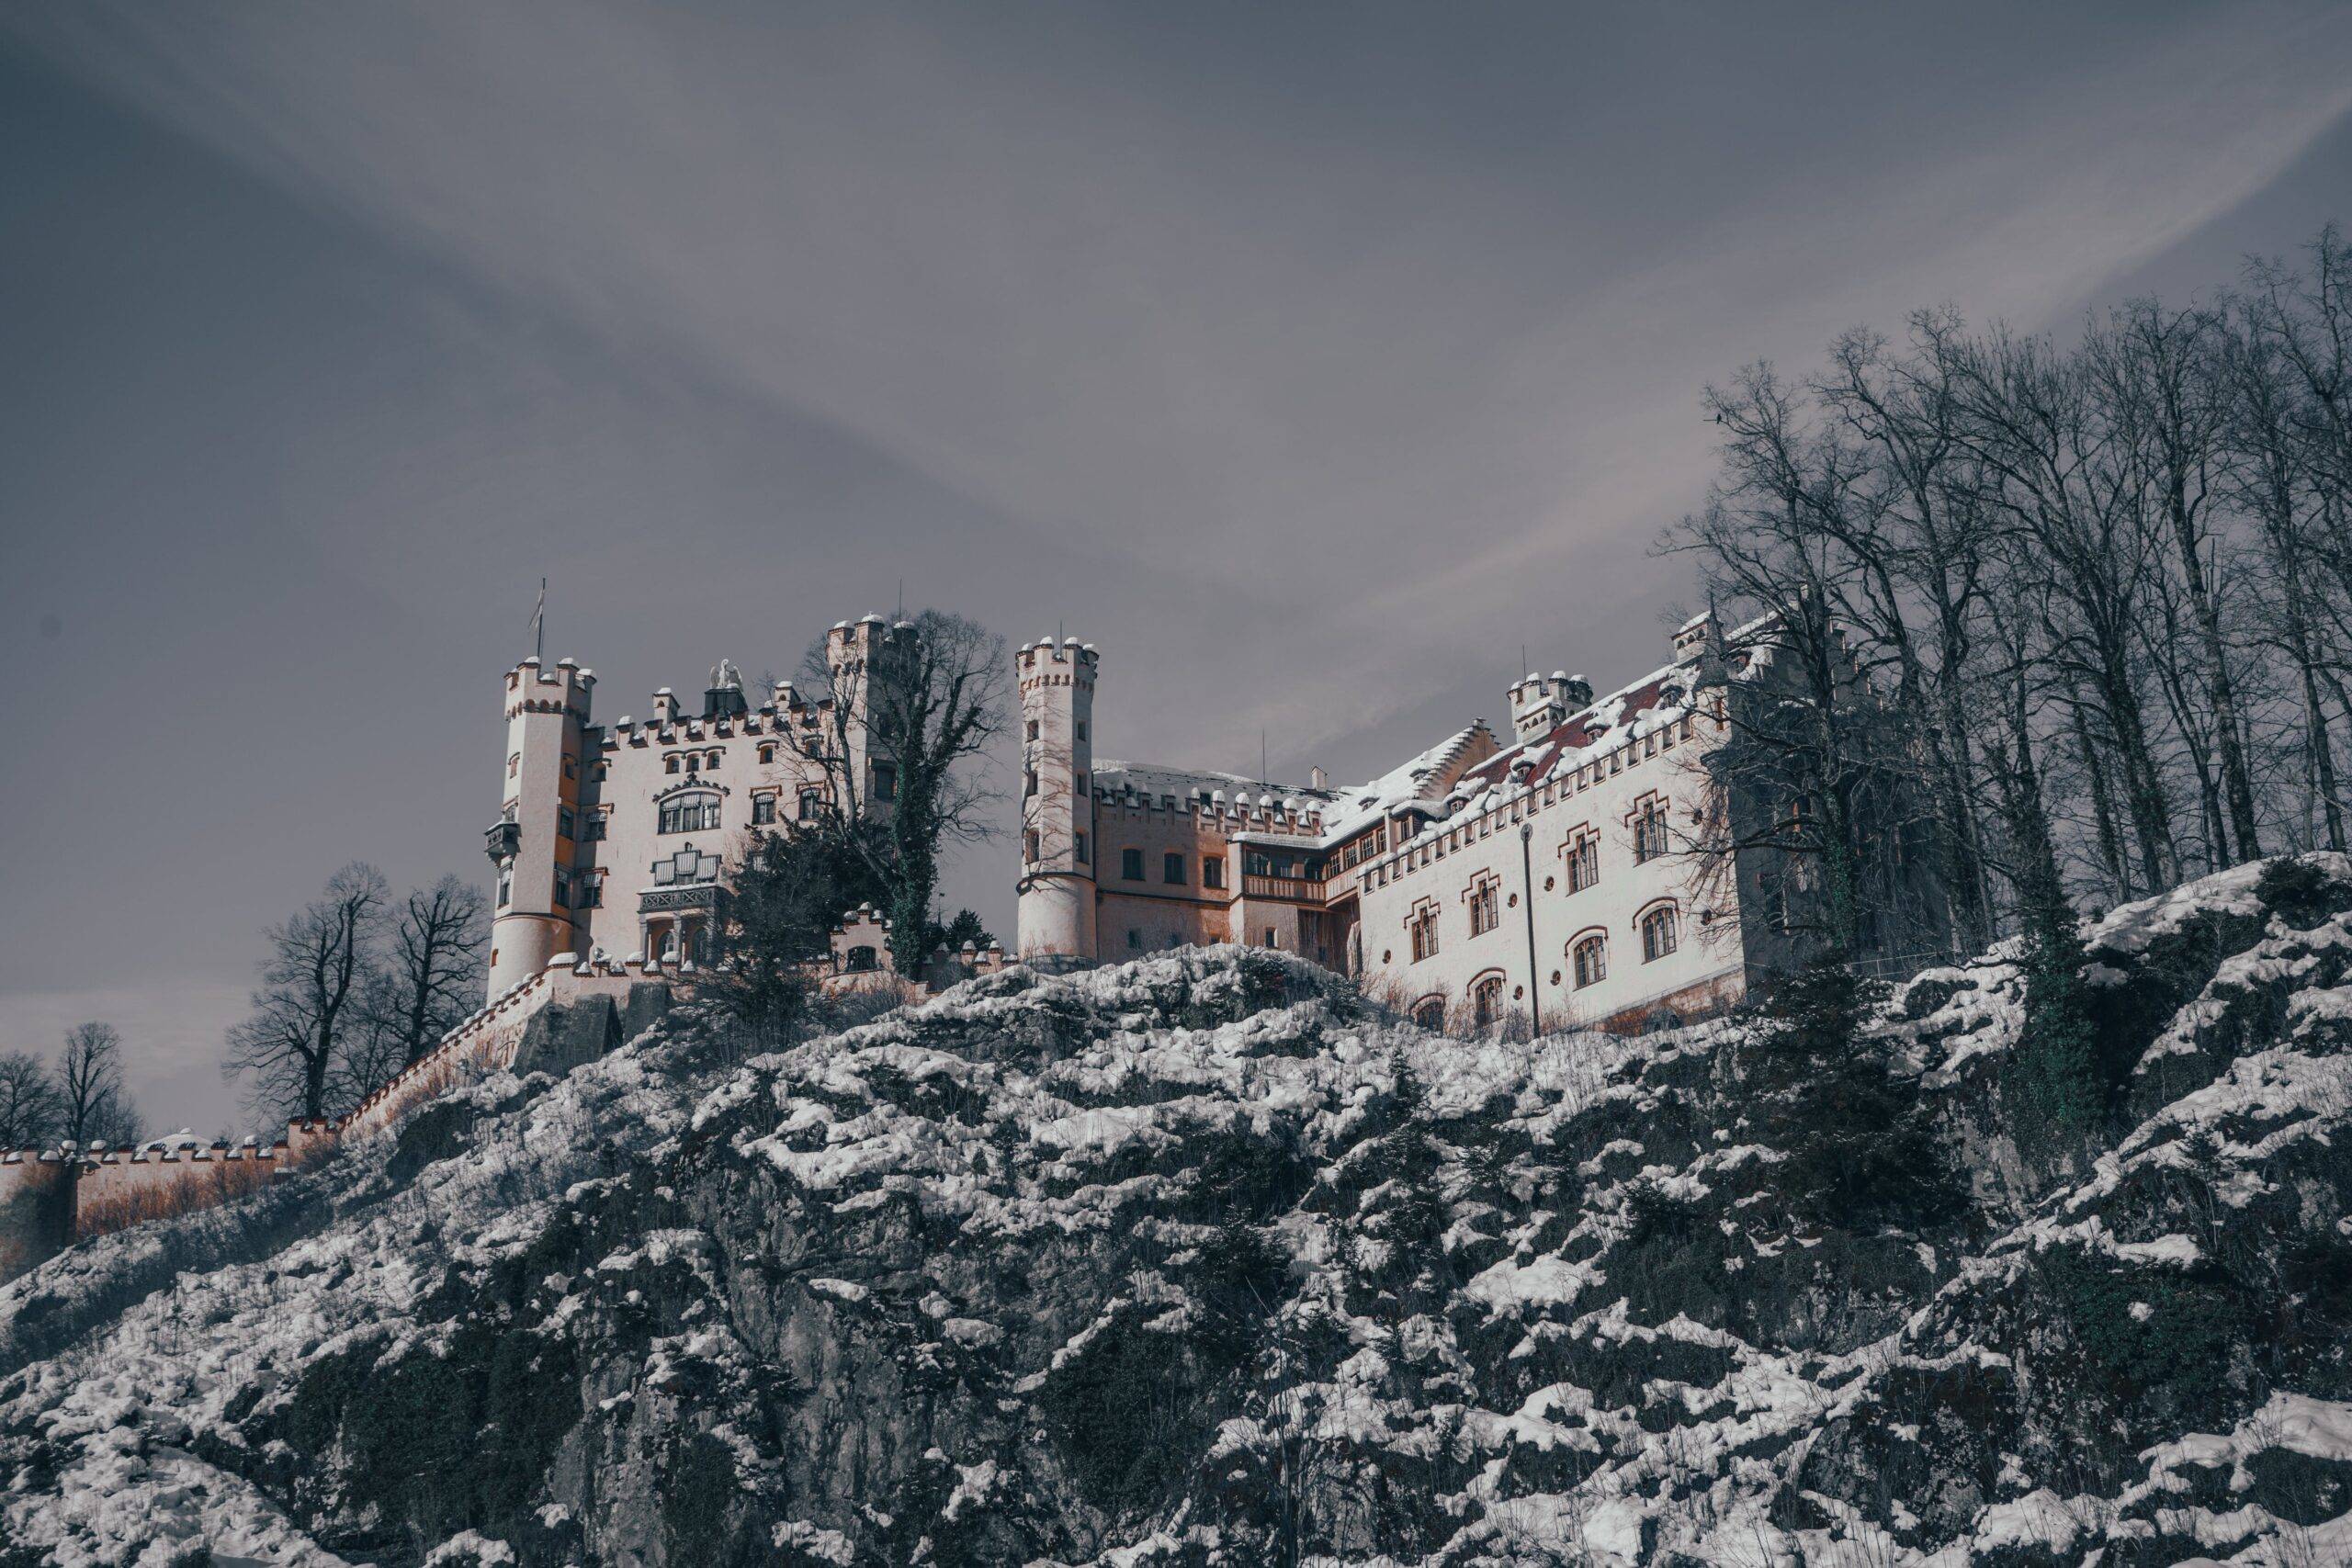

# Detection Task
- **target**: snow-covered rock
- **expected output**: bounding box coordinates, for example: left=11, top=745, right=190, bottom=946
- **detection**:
left=3, top=860, right=2351, bottom=1563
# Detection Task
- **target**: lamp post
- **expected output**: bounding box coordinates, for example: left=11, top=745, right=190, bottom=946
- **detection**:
left=1520, top=820, right=1542, bottom=1036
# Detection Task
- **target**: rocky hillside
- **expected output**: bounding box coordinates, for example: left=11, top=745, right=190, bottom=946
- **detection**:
left=6, top=859, right=2352, bottom=1565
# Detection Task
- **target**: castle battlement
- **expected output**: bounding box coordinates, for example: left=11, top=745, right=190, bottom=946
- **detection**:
left=1091, top=783, right=1326, bottom=837
left=503, top=655, right=595, bottom=721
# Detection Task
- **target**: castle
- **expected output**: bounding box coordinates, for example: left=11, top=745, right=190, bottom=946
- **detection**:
left=1017, top=610, right=1940, bottom=1031
left=0, top=603, right=1941, bottom=1282
left=485, top=615, right=945, bottom=996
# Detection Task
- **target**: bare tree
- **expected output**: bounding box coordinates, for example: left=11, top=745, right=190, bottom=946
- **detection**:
left=224, top=862, right=388, bottom=1121
left=0, top=1053, right=60, bottom=1149
left=379, top=875, right=489, bottom=1064
left=56, top=1022, right=140, bottom=1149
left=1665, top=363, right=1951, bottom=963
left=780, top=610, right=1010, bottom=976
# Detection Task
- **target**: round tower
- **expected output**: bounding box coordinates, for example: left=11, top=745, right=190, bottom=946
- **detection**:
left=486, top=655, right=594, bottom=998
left=1016, top=636, right=1098, bottom=964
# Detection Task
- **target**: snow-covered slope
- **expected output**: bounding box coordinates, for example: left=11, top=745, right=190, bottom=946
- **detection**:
left=6, top=859, right=2352, bottom=1565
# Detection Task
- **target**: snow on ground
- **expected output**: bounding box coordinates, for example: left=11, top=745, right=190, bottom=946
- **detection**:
left=3, top=862, right=2351, bottom=1562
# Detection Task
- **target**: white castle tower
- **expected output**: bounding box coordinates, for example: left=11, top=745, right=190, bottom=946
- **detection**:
left=485, top=654, right=594, bottom=997
left=1015, top=636, right=1097, bottom=962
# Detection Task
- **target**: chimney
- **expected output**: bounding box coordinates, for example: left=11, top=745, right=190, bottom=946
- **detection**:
left=1309, top=766, right=1329, bottom=791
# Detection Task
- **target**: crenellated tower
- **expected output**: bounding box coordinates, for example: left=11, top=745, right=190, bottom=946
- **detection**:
left=1016, top=636, right=1098, bottom=962
left=486, top=654, right=594, bottom=998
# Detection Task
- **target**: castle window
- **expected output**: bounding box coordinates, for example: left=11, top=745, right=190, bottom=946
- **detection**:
left=1632, top=799, right=1668, bottom=863
left=799, top=788, right=824, bottom=821
left=706, top=750, right=721, bottom=769
left=496, top=872, right=512, bottom=908
left=1565, top=833, right=1600, bottom=894
left=1075, top=720, right=1088, bottom=741
left=1572, top=933, right=1607, bottom=989
left=759, top=743, right=776, bottom=764
left=752, top=795, right=776, bottom=826
left=553, top=869, right=571, bottom=909
left=1409, top=903, right=1440, bottom=964
left=563, top=756, right=578, bottom=780
left=1127, top=929, right=1142, bottom=950
left=686, top=754, right=700, bottom=773
left=582, top=873, right=605, bottom=909
left=593, top=761, right=609, bottom=782
left=1026, top=720, right=1040, bottom=742
left=1473, top=974, right=1504, bottom=1032
left=665, top=756, right=681, bottom=774
left=1203, top=856, right=1225, bottom=890
left=1163, top=852, right=1186, bottom=885
left=1075, top=831, right=1090, bottom=864
left=1024, top=770, right=1038, bottom=799
left=658, top=793, right=722, bottom=835
left=1413, top=996, right=1446, bottom=1030
left=585, top=811, right=608, bottom=841
left=1468, top=876, right=1500, bottom=937
left=873, top=762, right=898, bottom=801
left=507, top=753, right=520, bottom=778
left=558, top=807, right=575, bottom=840
left=1641, top=905, right=1679, bottom=962
left=1122, top=848, right=1145, bottom=881
left=1025, top=829, right=1040, bottom=863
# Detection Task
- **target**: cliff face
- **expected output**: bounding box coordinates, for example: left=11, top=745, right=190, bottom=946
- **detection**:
left=5, top=859, right=2352, bottom=1566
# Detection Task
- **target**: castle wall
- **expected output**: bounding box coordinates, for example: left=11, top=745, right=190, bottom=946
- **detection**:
left=1348, top=715, right=1745, bottom=1030
left=0, top=1156, right=74, bottom=1279
left=1051, top=615, right=1802, bottom=1033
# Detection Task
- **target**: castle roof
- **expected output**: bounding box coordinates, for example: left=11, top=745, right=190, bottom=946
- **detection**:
left=1315, top=722, right=1498, bottom=845
left=1092, top=760, right=1332, bottom=810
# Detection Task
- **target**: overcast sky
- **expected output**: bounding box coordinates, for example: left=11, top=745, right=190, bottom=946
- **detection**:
left=5, top=1, right=2351, bottom=1136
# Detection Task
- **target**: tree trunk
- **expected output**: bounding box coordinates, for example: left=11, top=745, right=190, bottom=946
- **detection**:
left=2070, top=699, right=2132, bottom=901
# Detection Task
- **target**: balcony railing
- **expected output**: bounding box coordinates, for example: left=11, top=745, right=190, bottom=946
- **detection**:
left=1243, top=874, right=1326, bottom=902
left=483, top=820, right=521, bottom=863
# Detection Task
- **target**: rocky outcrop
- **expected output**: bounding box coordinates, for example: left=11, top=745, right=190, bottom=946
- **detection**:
left=3, top=859, right=2351, bottom=1563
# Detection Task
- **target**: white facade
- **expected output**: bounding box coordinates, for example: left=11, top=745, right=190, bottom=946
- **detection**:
left=486, top=616, right=908, bottom=1000
left=1016, top=612, right=1833, bottom=1030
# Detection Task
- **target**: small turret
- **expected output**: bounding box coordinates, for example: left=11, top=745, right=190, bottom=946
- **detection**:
left=1506, top=670, right=1591, bottom=742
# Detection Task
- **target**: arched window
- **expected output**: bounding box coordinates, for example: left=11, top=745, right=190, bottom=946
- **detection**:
left=1571, top=932, right=1607, bottom=989
left=658, top=792, right=723, bottom=835
left=1472, top=973, right=1505, bottom=1031
left=1412, top=996, right=1447, bottom=1031
left=758, top=742, right=776, bottom=764
left=665, top=755, right=681, bottom=774
left=705, top=750, right=721, bottom=770
left=1641, top=904, right=1679, bottom=963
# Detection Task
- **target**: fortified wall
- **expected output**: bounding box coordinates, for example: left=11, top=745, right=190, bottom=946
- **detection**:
left=0, top=913, right=1008, bottom=1283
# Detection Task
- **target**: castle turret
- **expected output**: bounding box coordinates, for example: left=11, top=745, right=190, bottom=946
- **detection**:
left=487, top=655, right=594, bottom=998
left=1016, top=636, right=1098, bottom=963
left=1507, top=670, right=1592, bottom=742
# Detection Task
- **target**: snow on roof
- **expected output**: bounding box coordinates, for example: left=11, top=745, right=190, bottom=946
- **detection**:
left=1092, top=761, right=1332, bottom=810
left=1316, top=723, right=1499, bottom=844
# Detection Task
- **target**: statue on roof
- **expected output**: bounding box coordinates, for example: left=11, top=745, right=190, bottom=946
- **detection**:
left=710, top=658, right=742, bottom=691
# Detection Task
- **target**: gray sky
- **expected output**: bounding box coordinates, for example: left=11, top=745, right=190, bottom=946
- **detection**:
left=6, top=1, right=2351, bottom=1136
